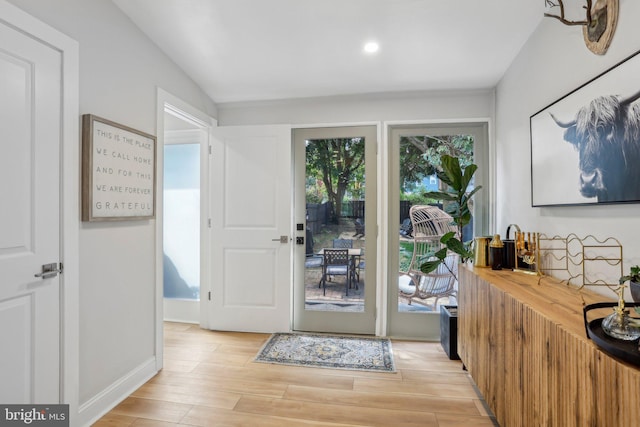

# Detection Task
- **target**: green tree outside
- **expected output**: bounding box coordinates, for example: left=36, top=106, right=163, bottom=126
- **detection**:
left=306, top=137, right=365, bottom=223
left=399, top=134, right=474, bottom=192
left=304, top=134, right=475, bottom=223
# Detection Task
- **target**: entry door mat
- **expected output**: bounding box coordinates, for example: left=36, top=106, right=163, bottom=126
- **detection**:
left=254, top=333, right=396, bottom=372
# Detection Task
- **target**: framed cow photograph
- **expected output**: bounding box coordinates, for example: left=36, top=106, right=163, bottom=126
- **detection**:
left=530, top=49, right=640, bottom=207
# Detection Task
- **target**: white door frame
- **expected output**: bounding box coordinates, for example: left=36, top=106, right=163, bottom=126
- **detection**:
left=292, top=125, right=379, bottom=335
left=155, top=89, right=215, bottom=365
left=292, top=122, right=384, bottom=335
left=0, top=0, right=80, bottom=417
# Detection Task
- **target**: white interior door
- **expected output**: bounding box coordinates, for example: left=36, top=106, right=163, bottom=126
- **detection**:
left=208, top=125, right=292, bottom=332
left=0, top=18, right=62, bottom=403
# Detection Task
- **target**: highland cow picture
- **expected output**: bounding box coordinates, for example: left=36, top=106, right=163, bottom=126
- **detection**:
left=530, top=50, right=640, bottom=207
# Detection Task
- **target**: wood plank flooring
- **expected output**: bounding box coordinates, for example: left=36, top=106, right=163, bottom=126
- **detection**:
left=93, top=322, right=497, bottom=426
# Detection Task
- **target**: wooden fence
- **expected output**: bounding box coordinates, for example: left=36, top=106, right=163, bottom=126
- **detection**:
left=307, top=200, right=430, bottom=233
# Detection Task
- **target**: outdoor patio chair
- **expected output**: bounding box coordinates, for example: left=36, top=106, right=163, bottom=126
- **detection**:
left=304, top=228, right=324, bottom=268
left=399, top=217, right=413, bottom=238
left=319, top=248, right=352, bottom=296
left=332, top=238, right=353, bottom=248
left=333, top=238, right=362, bottom=284
left=354, top=218, right=365, bottom=237
left=399, top=205, right=459, bottom=308
left=305, top=255, right=323, bottom=269
left=355, top=257, right=365, bottom=283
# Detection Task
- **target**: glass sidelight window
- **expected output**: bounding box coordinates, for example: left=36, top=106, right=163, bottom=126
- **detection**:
left=163, top=143, right=200, bottom=300
left=388, top=123, right=489, bottom=339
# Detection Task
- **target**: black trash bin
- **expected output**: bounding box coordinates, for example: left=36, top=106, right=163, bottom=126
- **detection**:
left=440, top=305, right=460, bottom=360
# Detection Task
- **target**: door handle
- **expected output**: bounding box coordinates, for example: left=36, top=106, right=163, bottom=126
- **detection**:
left=35, top=262, right=63, bottom=279
left=272, top=236, right=289, bottom=243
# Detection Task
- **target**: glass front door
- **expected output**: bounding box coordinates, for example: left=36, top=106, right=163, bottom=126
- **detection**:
left=293, top=126, right=377, bottom=334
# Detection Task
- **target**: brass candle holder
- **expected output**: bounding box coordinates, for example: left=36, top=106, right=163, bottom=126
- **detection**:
left=514, top=231, right=541, bottom=275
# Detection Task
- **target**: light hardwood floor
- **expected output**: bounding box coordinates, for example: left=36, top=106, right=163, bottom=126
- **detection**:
left=93, top=322, right=497, bottom=426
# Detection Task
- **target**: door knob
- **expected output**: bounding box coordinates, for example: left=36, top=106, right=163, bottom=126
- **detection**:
left=35, top=262, right=63, bottom=279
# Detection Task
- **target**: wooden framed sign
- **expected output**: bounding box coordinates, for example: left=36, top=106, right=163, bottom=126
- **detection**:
left=82, top=114, right=156, bottom=221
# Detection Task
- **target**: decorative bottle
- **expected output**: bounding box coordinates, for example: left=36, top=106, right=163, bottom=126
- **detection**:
left=489, top=234, right=504, bottom=271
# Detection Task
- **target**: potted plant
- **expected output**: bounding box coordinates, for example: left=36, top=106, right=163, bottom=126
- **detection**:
left=419, top=154, right=481, bottom=275
left=619, top=265, right=640, bottom=303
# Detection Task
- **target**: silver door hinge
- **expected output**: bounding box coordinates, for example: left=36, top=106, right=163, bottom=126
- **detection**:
left=208, top=219, right=212, bottom=228
left=208, top=291, right=211, bottom=301
left=208, top=145, right=212, bottom=155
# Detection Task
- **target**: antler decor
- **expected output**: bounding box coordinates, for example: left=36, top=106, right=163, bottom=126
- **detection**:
left=544, top=0, right=618, bottom=55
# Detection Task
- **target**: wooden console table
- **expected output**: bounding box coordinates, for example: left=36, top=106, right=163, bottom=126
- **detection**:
left=458, top=265, right=640, bottom=426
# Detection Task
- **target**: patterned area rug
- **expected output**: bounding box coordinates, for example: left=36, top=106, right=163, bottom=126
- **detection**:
left=254, top=333, right=395, bottom=372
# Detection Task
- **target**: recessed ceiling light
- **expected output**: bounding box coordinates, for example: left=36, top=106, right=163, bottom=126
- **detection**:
left=363, top=41, right=379, bottom=54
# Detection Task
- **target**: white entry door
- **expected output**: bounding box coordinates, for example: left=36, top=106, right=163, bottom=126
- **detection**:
left=208, top=125, right=292, bottom=332
left=0, top=17, right=62, bottom=403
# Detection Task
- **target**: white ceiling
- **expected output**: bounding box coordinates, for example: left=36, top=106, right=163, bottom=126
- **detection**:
left=113, top=0, right=545, bottom=104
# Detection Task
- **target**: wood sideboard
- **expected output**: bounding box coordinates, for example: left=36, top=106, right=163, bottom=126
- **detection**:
left=458, top=265, right=640, bottom=427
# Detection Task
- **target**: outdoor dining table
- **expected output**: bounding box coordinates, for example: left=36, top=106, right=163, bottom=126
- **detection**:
left=317, top=248, right=363, bottom=257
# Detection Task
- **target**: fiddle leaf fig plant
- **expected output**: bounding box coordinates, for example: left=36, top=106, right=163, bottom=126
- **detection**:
left=420, top=154, right=481, bottom=275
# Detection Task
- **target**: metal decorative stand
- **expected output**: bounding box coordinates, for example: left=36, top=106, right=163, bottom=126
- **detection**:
left=536, top=233, right=623, bottom=293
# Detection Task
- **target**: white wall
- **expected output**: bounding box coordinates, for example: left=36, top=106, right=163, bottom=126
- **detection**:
left=6, top=0, right=216, bottom=422
left=495, top=1, right=640, bottom=296
left=217, top=89, right=494, bottom=125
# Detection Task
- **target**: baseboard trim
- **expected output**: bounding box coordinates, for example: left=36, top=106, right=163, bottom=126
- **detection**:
left=77, top=357, right=157, bottom=427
